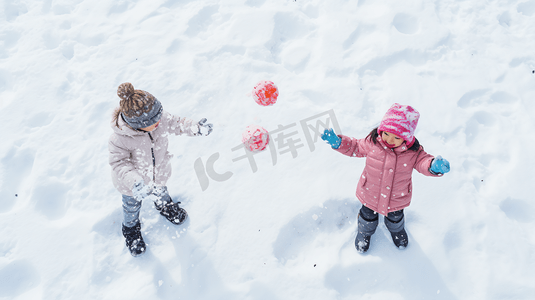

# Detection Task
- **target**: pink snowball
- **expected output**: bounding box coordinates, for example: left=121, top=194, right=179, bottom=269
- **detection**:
left=242, top=125, right=270, bottom=152
left=252, top=80, right=279, bottom=106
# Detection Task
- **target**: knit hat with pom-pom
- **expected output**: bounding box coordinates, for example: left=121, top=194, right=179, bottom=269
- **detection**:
left=378, top=103, right=420, bottom=148
left=117, top=82, right=162, bottom=129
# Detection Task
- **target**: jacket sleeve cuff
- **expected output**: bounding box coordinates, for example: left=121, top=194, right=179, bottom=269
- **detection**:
left=429, top=168, right=442, bottom=176
left=334, top=135, right=355, bottom=156
left=426, top=158, right=443, bottom=177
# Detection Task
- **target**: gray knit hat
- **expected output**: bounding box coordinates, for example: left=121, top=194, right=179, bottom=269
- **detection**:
left=121, top=99, right=162, bottom=129
left=117, top=83, right=163, bottom=129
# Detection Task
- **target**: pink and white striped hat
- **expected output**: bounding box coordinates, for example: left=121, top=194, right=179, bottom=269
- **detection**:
left=378, top=103, right=420, bottom=148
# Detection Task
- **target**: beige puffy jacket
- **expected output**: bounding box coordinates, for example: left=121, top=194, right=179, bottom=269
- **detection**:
left=109, top=110, right=199, bottom=196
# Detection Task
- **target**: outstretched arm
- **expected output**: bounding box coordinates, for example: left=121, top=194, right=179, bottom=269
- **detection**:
left=321, top=128, right=367, bottom=158
left=161, top=111, right=212, bottom=137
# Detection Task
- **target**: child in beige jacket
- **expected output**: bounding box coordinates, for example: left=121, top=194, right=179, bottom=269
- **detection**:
left=109, top=82, right=212, bottom=256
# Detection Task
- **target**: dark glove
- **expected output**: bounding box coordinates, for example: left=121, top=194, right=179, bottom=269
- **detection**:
left=197, top=118, right=213, bottom=136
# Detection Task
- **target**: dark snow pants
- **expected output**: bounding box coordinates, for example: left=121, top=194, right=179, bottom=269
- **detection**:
left=358, top=205, right=405, bottom=236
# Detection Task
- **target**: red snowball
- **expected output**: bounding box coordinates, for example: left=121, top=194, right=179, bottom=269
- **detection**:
left=242, top=125, right=270, bottom=152
left=252, top=80, right=279, bottom=106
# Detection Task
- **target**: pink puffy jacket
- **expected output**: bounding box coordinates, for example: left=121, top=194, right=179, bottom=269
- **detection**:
left=335, top=134, right=440, bottom=216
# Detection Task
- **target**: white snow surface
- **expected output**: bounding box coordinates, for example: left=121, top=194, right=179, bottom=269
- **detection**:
left=1, top=0, right=535, bottom=299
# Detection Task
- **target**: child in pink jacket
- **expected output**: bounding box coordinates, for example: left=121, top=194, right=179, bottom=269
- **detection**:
left=321, top=103, right=450, bottom=253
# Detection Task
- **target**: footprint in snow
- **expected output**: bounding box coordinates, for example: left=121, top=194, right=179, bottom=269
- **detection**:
left=272, top=199, right=358, bottom=264
left=392, top=13, right=419, bottom=34
left=500, top=197, right=535, bottom=223
left=0, top=260, right=40, bottom=298
left=517, top=1, right=535, bottom=16
left=0, top=146, right=35, bottom=213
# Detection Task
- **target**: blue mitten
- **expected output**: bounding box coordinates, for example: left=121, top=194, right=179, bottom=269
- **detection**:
left=321, top=128, right=342, bottom=149
left=430, top=155, right=450, bottom=174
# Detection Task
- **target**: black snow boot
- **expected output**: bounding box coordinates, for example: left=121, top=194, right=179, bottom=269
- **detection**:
left=355, top=232, right=372, bottom=253
left=156, top=201, right=188, bottom=225
left=122, top=222, right=146, bottom=257
left=385, top=213, right=409, bottom=249
left=355, top=213, right=379, bottom=253
left=390, top=228, right=409, bottom=248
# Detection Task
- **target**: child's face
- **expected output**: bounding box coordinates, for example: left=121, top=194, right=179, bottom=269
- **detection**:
left=381, top=131, right=404, bottom=148
left=139, top=120, right=160, bottom=132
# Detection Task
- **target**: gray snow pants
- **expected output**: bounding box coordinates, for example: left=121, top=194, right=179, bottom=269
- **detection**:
left=358, top=205, right=405, bottom=236
left=122, top=186, right=173, bottom=227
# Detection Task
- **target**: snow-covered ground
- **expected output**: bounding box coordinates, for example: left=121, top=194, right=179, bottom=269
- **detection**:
left=1, top=0, right=535, bottom=299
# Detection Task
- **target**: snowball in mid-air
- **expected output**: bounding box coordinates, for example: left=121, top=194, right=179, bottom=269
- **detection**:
left=242, top=125, right=270, bottom=152
left=252, top=80, right=279, bottom=106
